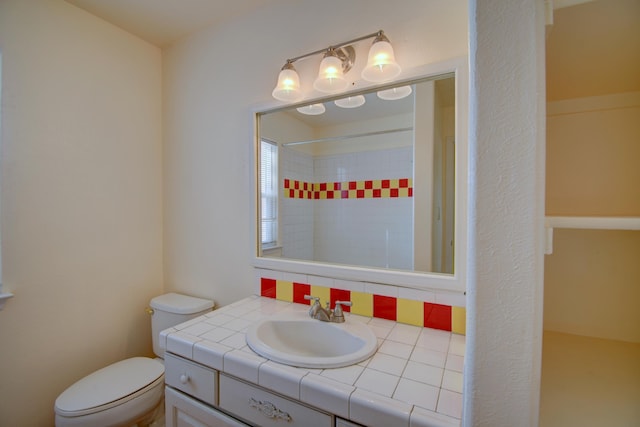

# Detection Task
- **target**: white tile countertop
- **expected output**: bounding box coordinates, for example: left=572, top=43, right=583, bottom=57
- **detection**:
left=161, top=296, right=465, bottom=427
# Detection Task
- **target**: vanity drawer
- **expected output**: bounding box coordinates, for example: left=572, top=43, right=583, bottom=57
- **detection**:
left=165, top=353, right=218, bottom=405
left=219, top=374, right=332, bottom=427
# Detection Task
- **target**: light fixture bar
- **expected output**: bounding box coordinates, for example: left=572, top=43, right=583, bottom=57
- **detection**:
left=284, top=30, right=384, bottom=65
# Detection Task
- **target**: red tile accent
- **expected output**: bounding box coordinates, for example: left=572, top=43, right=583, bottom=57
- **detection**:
left=334, top=182, right=341, bottom=190
left=365, top=180, right=373, bottom=189
left=382, top=179, right=390, bottom=188
left=408, top=188, right=413, bottom=197
left=341, top=190, right=349, bottom=199
left=357, top=189, right=365, bottom=198
left=373, top=295, right=397, bottom=321
left=349, top=181, right=357, bottom=190
left=399, top=178, right=409, bottom=188
left=284, top=179, right=290, bottom=188
left=390, top=188, right=399, bottom=197
left=373, top=189, right=381, bottom=198
left=423, top=302, right=452, bottom=331
left=330, top=288, right=351, bottom=313
left=261, top=278, right=277, bottom=298
left=320, top=183, right=327, bottom=191
left=293, top=283, right=311, bottom=304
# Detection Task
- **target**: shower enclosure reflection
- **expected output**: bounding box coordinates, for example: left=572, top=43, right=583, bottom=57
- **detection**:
left=258, top=75, right=455, bottom=274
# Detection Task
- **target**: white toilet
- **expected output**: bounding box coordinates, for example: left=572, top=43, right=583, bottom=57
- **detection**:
left=54, top=293, right=214, bottom=427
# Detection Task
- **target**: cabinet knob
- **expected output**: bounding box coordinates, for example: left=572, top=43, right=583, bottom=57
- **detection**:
left=179, top=373, right=190, bottom=384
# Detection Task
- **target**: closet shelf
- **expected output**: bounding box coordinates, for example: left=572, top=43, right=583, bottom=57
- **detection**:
left=544, top=216, right=640, bottom=254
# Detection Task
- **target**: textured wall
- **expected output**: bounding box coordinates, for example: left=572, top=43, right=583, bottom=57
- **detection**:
left=465, top=0, right=545, bottom=425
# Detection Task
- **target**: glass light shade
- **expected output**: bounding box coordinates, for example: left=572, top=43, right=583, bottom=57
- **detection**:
left=377, top=85, right=412, bottom=100
left=296, top=103, right=326, bottom=115
left=334, top=95, right=366, bottom=108
left=313, top=54, right=348, bottom=93
left=361, top=40, right=401, bottom=82
left=272, top=66, right=302, bottom=102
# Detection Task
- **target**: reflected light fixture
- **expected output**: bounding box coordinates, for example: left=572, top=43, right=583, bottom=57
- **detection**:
left=296, top=103, right=326, bottom=115
left=272, top=30, right=401, bottom=102
left=335, top=95, right=366, bottom=108
left=377, top=85, right=413, bottom=101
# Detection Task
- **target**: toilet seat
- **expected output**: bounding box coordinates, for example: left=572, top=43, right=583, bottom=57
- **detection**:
left=55, top=357, right=164, bottom=423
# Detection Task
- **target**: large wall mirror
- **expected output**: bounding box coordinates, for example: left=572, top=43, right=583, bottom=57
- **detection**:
left=254, top=60, right=468, bottom=292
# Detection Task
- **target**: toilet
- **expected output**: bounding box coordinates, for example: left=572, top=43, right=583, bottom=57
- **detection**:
left=54, top=293, right=214, bottom=427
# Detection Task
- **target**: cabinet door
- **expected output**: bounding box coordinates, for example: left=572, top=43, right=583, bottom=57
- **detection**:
left=165, top=387, right=248, bottom=427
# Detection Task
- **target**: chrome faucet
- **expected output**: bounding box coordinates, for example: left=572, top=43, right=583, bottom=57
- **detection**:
left=304, top=295, right=352, bottom=323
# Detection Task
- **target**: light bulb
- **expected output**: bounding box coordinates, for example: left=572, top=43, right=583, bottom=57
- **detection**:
left=272, top=63, right=302, bottom=102
left=361, top=33, right=401, bottom=83
left=313, top=51, right=349, bottom=93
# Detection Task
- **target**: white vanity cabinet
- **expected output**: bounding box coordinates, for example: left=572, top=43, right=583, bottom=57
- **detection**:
left=164, top=353, right=364, bottom=427
left=165, top=387, right=247, bottom=427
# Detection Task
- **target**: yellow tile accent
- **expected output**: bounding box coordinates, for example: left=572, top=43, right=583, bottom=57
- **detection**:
left=399, top=188, right=409, bottom=197
left=319, top=192, right=327, bottom=199
left=310, top=285, right=331, bottom=307
left=276, top=280, right=293, bottom=302
left=364, top=189, right=373, bottom=198
left=451, top=306, right=466, bottom=335
left=390, top=179, right=399, bottom=188
left=372, top=179, right=381, bottom=189
left=349, top=190, right=357, bottom=198
left=356, top=181, right=365, bottom=190
left=381, top=188, right=390, bottom=198
left=350, top=291, right=373, bottom=317
left=396, top=298, right=424, bottom=326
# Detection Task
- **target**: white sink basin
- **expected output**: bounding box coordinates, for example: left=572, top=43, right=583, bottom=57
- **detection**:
left=246, top=312, right=377, bottom=368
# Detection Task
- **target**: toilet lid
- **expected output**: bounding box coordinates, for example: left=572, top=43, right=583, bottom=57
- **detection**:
left=55, top=357, right=164, bottom=414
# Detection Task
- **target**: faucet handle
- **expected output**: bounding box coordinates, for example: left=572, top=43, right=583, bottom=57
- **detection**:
left=332, top=300, right=352, bottom=322
left=304, top=295, right=320, bottom=304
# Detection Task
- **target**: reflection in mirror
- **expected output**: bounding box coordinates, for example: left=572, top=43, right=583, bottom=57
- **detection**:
left=258, top=75, right=455, bottom=274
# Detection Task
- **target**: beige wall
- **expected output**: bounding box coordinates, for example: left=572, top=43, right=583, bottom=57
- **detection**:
left=0, top=1, right=163, bottom=425
left=544, top=93, right=640, bottom=343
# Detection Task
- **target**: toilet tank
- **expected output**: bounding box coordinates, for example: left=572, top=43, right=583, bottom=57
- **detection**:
left=149, top=293, right=214, bottom=358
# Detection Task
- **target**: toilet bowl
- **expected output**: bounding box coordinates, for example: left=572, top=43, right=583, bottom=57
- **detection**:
left=54, top=293, right=214, bottom=427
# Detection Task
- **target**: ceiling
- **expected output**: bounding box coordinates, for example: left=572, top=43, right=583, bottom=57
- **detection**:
left=64, top=0, right=638, bottom=101
left=64, top=0, right=272, bottom=47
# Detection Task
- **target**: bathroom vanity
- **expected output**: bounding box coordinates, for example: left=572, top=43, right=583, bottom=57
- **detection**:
left=162, top=296, right=464, bottom=427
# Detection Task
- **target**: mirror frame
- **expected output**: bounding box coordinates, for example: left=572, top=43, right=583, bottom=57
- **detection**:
left=252, top=56, right=468, bottom=293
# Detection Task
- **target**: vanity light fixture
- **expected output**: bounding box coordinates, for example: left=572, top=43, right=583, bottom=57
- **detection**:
left=296, top=103, right=326, bottom=115
left=377, top=85, right=413, bottom=101
left=334, top=95, right=366, bottom=109
left=272, top=30, right=401, bottom=102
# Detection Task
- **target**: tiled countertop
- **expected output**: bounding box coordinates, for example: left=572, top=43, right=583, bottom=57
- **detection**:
left=161, top=296, right=465, bottom=427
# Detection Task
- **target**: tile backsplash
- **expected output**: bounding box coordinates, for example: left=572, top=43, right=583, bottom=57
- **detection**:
left=257, top=275, right=466, bottom=335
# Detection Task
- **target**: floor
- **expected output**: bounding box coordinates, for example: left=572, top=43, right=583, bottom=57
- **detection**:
left=539, top=331, right=640, bottom=427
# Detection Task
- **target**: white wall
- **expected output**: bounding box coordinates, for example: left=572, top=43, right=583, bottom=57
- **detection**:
left=162, top=0, right=468, bottom=306
left=465, top=1, right=545, bottom=425
left=0, top=1, right=163, bottom=425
